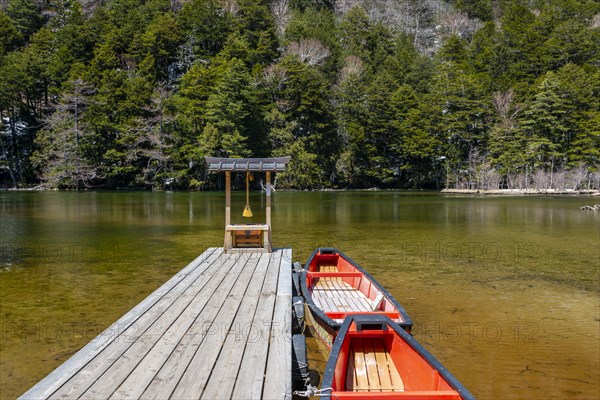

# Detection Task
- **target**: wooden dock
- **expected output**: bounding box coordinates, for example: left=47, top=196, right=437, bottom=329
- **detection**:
left=20, top=247, right=293, bottom=400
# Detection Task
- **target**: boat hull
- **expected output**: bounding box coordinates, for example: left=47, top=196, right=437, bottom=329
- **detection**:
left=301, top=248, right=413, bottom=351
left=321, top=315, right=476, bottom=400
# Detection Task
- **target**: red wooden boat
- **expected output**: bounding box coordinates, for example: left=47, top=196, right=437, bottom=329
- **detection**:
left=321, top=315, right=476, bottom=400
left=301, top=248, right=412, bottom=349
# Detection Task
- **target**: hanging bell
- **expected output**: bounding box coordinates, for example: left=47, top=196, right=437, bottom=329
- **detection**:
left=243, top=171, right=253, bottom=217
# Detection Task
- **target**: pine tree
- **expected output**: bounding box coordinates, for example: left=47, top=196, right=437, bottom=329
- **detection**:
left=177, top=0, right=234, bottom=60
left=334, top=55, right=369, bottom=187
left=5, top=0, right=41, bottom=41
left=519, top=73, right=569, bottom=178
left=203, top=58, right=253, bottom=157
left=428, top=58, right=490, bottom=188
left=0, top=12, right=21, bottom=57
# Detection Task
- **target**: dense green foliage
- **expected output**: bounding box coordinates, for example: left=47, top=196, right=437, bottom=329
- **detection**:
left=1, top=0, right=598, bottom=190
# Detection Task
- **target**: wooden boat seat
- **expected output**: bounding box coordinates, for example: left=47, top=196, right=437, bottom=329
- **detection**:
left=319, top=265, right=337, bottom=272
left=312, top=280, right=373, bottom=313
left=346, top=338, right=404, bottom=392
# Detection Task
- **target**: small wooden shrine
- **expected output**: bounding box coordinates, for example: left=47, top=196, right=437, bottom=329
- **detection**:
left=205, top=156, right=291, bottom=253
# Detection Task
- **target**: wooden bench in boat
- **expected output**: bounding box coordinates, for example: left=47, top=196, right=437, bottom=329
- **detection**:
left=311, top=279, right=401, bottom=322
left=308, top=272, right=364, bottom=278
left=347, top=338, right=405, bottom=392
left=312, top=280, right=372, bottom=311
left=319, top=265, right=338, bottom=272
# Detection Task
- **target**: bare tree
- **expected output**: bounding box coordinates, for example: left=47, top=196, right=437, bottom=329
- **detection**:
left=334, top=0, right=360, bottom=14
left=492, top=89, right=521, bottom=122
left=437, top=9, right=481, bottom=38
left=262, top=63, right=289, bottom=103
left=176, top=35, right=197, bottom=72
left=591, top=171, right=600, bottom=190
left=569, top=165, right=589, bottom=189
left=35, top=79, right=96, bottom=189
left=334, top=0, right=452, bottom=52
left=222, top=0, right=239, bottom=16
left=339, top=55, right=366, bottom=82
left=271, top=0, right=291, bottom=38
left=285, top=39, right=331, bottom=66
left=126, top=84, right=174, bottom=189
left=592, top=13, right=600, bottom=28
left=532, top=170, right=550, bottom=189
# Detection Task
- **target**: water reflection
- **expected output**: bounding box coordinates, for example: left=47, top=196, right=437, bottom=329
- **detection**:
left=0, top=191, right=598, bottom=399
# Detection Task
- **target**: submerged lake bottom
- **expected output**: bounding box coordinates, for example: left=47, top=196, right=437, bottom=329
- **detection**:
left=0, top=191, right=598, bottom=399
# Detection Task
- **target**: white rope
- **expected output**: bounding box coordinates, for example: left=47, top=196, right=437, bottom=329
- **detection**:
left=293, top=385, right=333, bottom=397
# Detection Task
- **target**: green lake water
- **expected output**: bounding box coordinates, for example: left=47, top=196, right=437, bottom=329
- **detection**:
left=0, top=191, right=599, bottom=399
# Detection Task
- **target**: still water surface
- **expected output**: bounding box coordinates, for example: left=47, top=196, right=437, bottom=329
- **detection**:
left=0, top=191, right=598, bottom=399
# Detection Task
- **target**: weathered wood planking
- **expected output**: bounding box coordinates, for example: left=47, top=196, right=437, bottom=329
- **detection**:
left=263, top=248, right=293, bottom=399
left=313, top=279, right=372, bottom=312
left=347, top=339, right=405, bottom=392
left=20, top=248, right=292, bottom=400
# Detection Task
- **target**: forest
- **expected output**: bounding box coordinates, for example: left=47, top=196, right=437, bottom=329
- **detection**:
left=1, top=0, right=599, bottom=190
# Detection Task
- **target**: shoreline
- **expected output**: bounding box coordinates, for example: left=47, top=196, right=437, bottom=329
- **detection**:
left=441, top=188, right=600, bottom=196
left=2, top=186, right=599, bottom=196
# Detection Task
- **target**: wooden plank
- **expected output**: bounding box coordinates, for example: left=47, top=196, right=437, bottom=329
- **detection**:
left=354, top=298, right=372, bottom=312
left=144, top=253, right=260, bottom=399
left=386, top=346, right=405, bottom=391
left=322, top=297, right=336, bottom=312
left=200, top=253, right=273, bottom=399
left=323, top=280, right=339, bottom=298
left=266, top=170, right=271, bottom=227
left=312, top=295, right=325, bottom=310
left=352, top=340, right=369, bottom=391
left=349, top=298, right=368, bottom=312
left=330, top=280, right=349, bottom=299
left=23, top=248, right=294, bottom=400
left=355, top=294, right=373, bottom=311
left=229, top=251, right=282, bottom=399
left=373, top=339, right=394, bottom=392
left=332, top=298, right=353, bottom=312
left=226, top=171, right=231, bottom=226
left=325, top=281, right=338, bottom=299
left=343, top=297, right=360, bottom=310
left=363, top=339, right=381, bottom=391
left=329, top=280, right=345, bottom=291
left=262, top=248, right=292, bottom=399
left=46, top=249, right=224, bottom=400
left=346, top=348, right=356, bottom=391
left=20, top=248, right=219, bottom=400
left=108, top=253, right=246, bottom=399
left=78, top=251, right=238, bottom=399
left=332, top=280, right=361, bottom=298
left=226, top=224, right=269, bottom=230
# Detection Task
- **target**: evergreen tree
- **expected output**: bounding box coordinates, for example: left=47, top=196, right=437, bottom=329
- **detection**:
left=5, top=0, right=41, bottom=41
left=428, top=49, right=490, bottom=188
left=334, top=55, right=369, bottom=187
left=0, top=0, right=598, bottom=190
left=518, top=73, right=569, bottom=182
left=0, top=11, right=20, bottom=57
left=203, top=58, right=253, bottom=158
left=178, top=0, right=234, bottom=60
